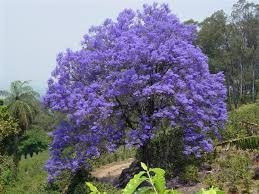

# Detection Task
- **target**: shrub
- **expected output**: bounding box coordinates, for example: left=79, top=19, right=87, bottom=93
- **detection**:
left=223, top=103, right=259, bottom=140
left=179, top=164, right=199, bottom=184
left=18, top=128, right=50, bottom=159
left=203, top=174, right=220, bottom=189
left=204, top=150, right=254, bottom=193
left=136, top=128, right=183, bottom=177
left=136, top=128, right=203, bottom=178
left=218, top=151, right=254, bottom=193
left=0, top=155, right=15, bottom=192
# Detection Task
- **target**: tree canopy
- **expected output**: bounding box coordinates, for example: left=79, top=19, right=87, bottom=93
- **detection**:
left=0, top=81, right=40, bottom=131
left=197, top=0, right=259, bottom=107
left=44, top=4, right=227, bottom=181
left=0, top=106, right=19, bottom=146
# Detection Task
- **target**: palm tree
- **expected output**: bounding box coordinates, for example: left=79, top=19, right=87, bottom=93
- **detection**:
left=0, top=81, right=40, bottom=131
left=0, top=81, right=40, bottom=175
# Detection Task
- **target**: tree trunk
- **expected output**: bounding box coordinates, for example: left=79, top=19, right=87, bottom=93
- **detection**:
left=240, top=61, right=243, bottom=103
left=12, top=135, right=20, bottom=178
left=233, top=82, right=239, bottom=109
left=252, top=64, right=255, bottom=102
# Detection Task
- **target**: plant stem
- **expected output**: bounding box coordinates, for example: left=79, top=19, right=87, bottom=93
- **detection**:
left=146, top=169, right=158, bottom=194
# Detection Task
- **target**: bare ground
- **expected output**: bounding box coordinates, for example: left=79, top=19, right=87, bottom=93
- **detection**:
left=91, top=158, right=134, bottom=183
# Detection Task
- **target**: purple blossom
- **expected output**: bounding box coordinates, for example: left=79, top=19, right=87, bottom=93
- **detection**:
left=44, top=3, right=227, bottom=181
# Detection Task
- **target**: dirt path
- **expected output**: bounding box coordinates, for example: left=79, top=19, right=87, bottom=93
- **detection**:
left=91, top=158, right=134, bottom=183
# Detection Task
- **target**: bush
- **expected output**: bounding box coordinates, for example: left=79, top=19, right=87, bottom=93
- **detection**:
left=223, top=103, right=259, bottom=140
left=136, top=128, right=202, bottom=178
left=179, top=164, right=199, bottom=184
left=203, top=174, right=220, bottom=189
left=218, top=151, right=254, bottom=193
left=18, top=128, right=50, bottom=159
left=204, top=150, right=254, bottom=193
left=0, top=155, right=15, bottom=192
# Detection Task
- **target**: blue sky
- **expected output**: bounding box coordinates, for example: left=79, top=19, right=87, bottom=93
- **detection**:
left=0, top=0, right=258, bottom=94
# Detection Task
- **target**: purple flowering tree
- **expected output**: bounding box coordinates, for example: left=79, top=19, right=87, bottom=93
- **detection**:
left=44, top=4, right=227, bottom=181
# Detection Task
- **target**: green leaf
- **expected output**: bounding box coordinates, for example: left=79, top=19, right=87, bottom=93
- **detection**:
left=150, top=168, right=166, bottom=194
left=140, top=162, right=148, bottom=171
left=123, top=171, right=147, bottom=194
left=196, top=187, right=226, bottom=194
left=86, top=182, right=100, bottom=194
left=165, top=189, right=182, bottom=194
left=135, top=186, right=155, bottom=194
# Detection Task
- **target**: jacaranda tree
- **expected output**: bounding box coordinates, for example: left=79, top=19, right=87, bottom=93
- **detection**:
left=44, top=4, right=227, bottom=181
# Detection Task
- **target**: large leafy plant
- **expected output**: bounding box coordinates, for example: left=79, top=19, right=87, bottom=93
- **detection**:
left=86, top=162, right=225, bottom=194
left=87, top=162, right=180, bottom=194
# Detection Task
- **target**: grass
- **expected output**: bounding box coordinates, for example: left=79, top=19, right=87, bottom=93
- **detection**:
left=4, top=151, right=49, bottom=194
left=3, top=147, right=135, bottom=194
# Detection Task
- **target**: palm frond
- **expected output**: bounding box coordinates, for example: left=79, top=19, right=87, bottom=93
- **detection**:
left=2, top=81, right=40, bottom=131
left=216, top=135, right=259, bottom=150
left=0, top=90, right=11, bottom=97
left=8, top=100, right=34, bottom=131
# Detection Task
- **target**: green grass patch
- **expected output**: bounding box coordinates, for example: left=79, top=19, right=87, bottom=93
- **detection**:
left=4, top=151, right=49, bottom=194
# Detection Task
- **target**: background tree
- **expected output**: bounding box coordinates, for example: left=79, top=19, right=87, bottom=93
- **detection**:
left=0, top=106, right=20, bottom=155
left=198, top=0, right=259, bottom=108
left=0, top=81, right=40, bottom=175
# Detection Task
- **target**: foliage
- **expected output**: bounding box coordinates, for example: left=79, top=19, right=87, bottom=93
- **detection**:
left=218, top=152, right=254, bottom=193
left=179, top=164, right=199, bottom=184
left=87, top=162, right=180, bottom=194
left=204, top=151, right=254, bottom=193
left=218, top=103, right=259, bottom=150
left=32, top=109, right=65, bottom=132
left=86, top=181, right=121, bottom=194
left=0, top=155, right=15, bottom=193
left=136, top=128, right=196, bottom=178
left=92, top=181, right=121, bottom=194
left=136, top=128, right=206, bottom=180
left=203, top=174, right=219, bottom=190
left=0, top=80, right=40, bottom=131
left=0, top=80, right=40, bottom=176
left=217, top=135, right=259, bottom=150
left=4, top=151, right=50, bottom=194
left=196, top=187, right=225, bottom=194
left=197, top=10, right=228, bottom=74
left=86, top=182, right=103, bottom=194
left=87, top=162, right=226, bottom=194
left=18, top=128, right=50, bottom=158
left=197, top=0, right=259, bottom=108
left=223, top=103, right=259, bottom=139
left=44, top=3, right=227, bottom=181
left=0, top=106, right=19, bottom=145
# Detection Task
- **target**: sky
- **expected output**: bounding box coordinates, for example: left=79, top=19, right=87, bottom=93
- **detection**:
left=0, top=0, right=258, bottom=94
